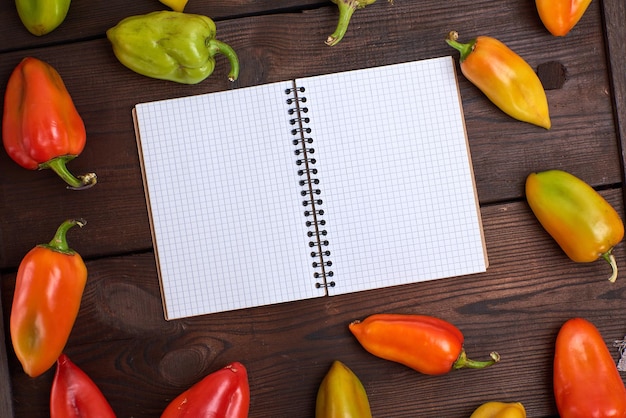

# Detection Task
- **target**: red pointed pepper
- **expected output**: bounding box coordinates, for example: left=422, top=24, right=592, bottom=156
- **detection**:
left=349, top=313, right=500, bottom=375
left=161, top=361, right=250, bottom=418
left=554, top=318, right=626, bottom=418
left=51, top=354, right=116, bottom=418
left=10, top=219, right=88, bottom=377
left=2, top=57, right=97, bottom=189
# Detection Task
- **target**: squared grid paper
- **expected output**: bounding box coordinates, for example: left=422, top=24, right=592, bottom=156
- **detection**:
left=135, top=81, right=316, bottom=319
left=134, top=56, right=487, bottom=319
left=297, top=56, right=487, bottom=296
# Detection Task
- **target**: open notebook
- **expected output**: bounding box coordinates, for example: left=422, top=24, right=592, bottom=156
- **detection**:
left=133, top=56, right=488, bottom=320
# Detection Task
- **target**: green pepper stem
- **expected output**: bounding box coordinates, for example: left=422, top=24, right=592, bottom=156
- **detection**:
left=602, top=250, right=618, bottom=283
left=452, top=350, right=500, bottom=370
left=207, top=39, right=240, bottom=82
left=43, top=219, right=86, bottom=255
left=42, top=156, right=97, bottom=190
left=445, top=31, right=476, bottom=63
left=326, top=0, right=358, bottom=46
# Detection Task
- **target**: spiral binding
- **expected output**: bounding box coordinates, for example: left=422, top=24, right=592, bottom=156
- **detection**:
left=285, top=82, right=335, bottom=292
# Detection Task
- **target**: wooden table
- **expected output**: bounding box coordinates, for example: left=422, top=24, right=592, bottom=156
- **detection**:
left=1, top=0, right=626, bottom=416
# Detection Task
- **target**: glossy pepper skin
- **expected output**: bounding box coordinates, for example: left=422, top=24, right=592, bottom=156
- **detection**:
left=316, top=361, right=372, bottom=418
left=2, top=57, right=97, bottom=190
left=107, top=11, right=240, bottom=84
left=326, top=0, right=392, bottom=46
left=554, top=318, right=626, bottom=418
left=10, top=219, right=87, bottom=378
left=446, top=31, right=550, bottom=129
left=470, top=402, right=526, bottom=418
left=536, top=0, right=592, bottom=36
left=526, top=170, right=624, bottom=282
left=161, top=361, right=250, bottom=418
left=51, top=354, right=116, bottom=418
left=15, top=0, right=70, bottom=36
left=349, top=313, right=500, bottom=375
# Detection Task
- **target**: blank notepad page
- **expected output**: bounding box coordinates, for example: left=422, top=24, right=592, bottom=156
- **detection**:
left=297, top=57, right=487, bottom=295
left=135, top=82, right=318, bottom=319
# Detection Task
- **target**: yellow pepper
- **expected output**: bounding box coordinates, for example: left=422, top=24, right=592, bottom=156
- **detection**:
left=446, top=31, right=550, bottom=129
left=470, top=402, right=526, bottom=418
left=526, top=170, right=624, bottom=282
left=316, top=361, right=372, bottom=418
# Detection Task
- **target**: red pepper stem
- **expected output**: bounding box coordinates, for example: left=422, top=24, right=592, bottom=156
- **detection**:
left=602, top=250, right=618, bottom=283
left=43, top=156, right=97, bottom=190
left=452, top=350, right=500, bottom=370
left=43, top=219, right=86, bottom=255
left=445, top=31, right=476, bottom=63
left=207, top=39, right=240, bottom=82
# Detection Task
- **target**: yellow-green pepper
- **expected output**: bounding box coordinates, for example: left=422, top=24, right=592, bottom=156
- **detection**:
left=526, top=170, right=624, bottom=282
left=106, top=11, right=239, bottom=84
left=316, top=361, right=372, bottom=418
left=470, top=402, right=526, bottom=418
left=15, top=0, right=71, bottom=36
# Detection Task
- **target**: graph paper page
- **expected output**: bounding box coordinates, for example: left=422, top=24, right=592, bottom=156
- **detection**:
left=297, top=56, right=488, bottom=295
left=135, top=82, right=319, bottom=319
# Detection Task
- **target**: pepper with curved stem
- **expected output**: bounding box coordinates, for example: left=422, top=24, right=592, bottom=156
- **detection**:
left=326, top=0, right=392, bottom=46
left=10, top=219, right=88, bottom=377
left=349, top=313, right=500, bottom=375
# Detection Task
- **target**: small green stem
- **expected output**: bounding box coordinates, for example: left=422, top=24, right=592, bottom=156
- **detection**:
left=453, top=350, right=500, bottom=370
left=42, top=156, right=97, bottom=190
left=602, top=250, right=618, bottom=283
left=326, top=0, right=357, bottom=46
left=42, top=219, right=86, bottom=255
left=208, top=39, right=240, bottom=82
left=445, top=31, right=476, bottom=62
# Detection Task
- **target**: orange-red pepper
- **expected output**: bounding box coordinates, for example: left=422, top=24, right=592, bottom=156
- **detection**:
left=349, top=313, right=500, bottom=375
left=536, top=0, right=592, bottom=37
left=10, top=219, right=87, bottom=377
left=446, top=31, right=550, bottom=129
left=2, top=57, right=96, bottom=190
left=161, top=361, right=250, bottom=418
left=526, top=170, right=624, bottom=282
left=554, top=318, right=626, bottom=418
left=51, top=354, right=116, bottom=418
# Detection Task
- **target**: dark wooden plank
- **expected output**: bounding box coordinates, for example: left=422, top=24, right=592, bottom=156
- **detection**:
left=602, top=0, right=626, bottom=207
left=0, top=0, right=326, bottom=53
left=3, top=190, right=626, bottom=417
left=0, top=0, right=620, bottom=270
left=0, top=284, right=14, bottom=418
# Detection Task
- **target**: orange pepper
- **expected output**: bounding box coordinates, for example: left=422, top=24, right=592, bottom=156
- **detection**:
left=10, top=219, right=87, bottom=377
left=349, top=313, right=500, bottom=375
left=526, top=170, right=624, bottom=282
left=554, top=318, right=626, bottom=417
left=446, top=31, right=550, bottom=130
left=2, top=57, right=96, bottom=189
left=536, top=0, right=592, bottom=37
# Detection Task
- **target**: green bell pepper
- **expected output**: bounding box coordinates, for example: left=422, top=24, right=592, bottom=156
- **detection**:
left=106, top=11, right=239, bottom=84
left=15, top=0, right=71, bottom=36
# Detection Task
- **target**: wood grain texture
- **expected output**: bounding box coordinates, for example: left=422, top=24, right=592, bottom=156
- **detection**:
left=1, top=0, right=625, bottom=416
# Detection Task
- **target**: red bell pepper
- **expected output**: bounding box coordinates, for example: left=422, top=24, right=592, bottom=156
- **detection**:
left=554, top=317, right=626, bottom=418
left=51, top=354, right=116, bottom=418
left=349, top=313, right=500, bottom=375
left=161, top=361, right=250, bottom=418
left=10, top=219, right=87, bottom=377
left=2, top=57, right=97, bottom=190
